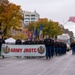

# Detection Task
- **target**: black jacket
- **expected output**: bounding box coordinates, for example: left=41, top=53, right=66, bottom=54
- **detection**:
left=15, top=39, right=22, bottom=45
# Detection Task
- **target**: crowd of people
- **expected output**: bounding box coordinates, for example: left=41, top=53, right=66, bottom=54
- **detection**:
left=0, top=34, right=74, bottom=59
left=15, top=35, right=67, bottom=59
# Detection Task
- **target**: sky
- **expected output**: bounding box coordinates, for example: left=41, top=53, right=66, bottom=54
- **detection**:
left=9, top=0, right=75, bottom=36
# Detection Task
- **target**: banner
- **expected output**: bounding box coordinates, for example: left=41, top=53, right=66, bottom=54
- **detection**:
left=1, top=44, right=46, bottom=57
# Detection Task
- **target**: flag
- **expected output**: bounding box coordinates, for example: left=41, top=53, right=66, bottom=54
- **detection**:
left=33, top=27, right=38, bottom=38
left=69, top=17, right=75, bottom=22
left=39, top=24, right=43, bottom=38
left=29, top=31, right=33, bottom=41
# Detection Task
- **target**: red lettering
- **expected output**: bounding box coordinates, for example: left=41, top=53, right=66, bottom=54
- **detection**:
left=24, top=48, right=36, bottom=53
left=32, top=48, right=34, bottom=52
left=34, top=48, right=36, bottom=52
left=24, top=48, right=29, bottom=52
left=11, top=48, right=22, bottom=52
left=29, top=48, right=31, bottom=52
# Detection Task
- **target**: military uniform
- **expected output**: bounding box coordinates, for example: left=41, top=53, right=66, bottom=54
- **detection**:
left=70, top=42, right=75, bottom=54
left=0, top=38, right=5, bottom=55
left=44, top=38, right=51, bottom=59
left=38, top=40, right=44, bottom=44
left=54, top=41, right=59, bottom=56
left=15, top=39, right=22, bottom=45
left=50, top=39, right=54, bottom=57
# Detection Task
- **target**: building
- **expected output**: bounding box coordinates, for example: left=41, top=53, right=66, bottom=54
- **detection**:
left=23, top=10, right=40, bottom=26
left=22, top=10, right=40, bottom=38
left=0, top=0, right=8, bottom=4
left=22, top=26, right=29, bottom=39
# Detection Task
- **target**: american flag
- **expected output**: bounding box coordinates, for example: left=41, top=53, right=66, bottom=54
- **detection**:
left=69, top=17, right=75, bottom=22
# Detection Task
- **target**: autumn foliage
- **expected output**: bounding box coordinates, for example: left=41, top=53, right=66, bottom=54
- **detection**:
left=28, top=18, right=63, bottom=38
left=0, top=0, right=23, bottom=36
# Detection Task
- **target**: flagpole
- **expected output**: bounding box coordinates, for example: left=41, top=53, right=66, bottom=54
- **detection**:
left=62, top=20, right=69, bottom=26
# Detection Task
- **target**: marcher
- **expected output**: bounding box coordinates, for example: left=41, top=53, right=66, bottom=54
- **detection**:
left=0, top=35, right=5, bottom=58
left=54, top=40, right=59, bottom=56
left=31, top=39, right=37, bottom=44
left=70, top=42, right=75, bottom=54
left=50, top=37, right=54, bottom=57
left=38, top=38, right=44, bottom=44
left=15, top=37, right=22, bottom=45
left=44, top=35, right=51, bottom=59
left=15, top=37, right=22, bottom=58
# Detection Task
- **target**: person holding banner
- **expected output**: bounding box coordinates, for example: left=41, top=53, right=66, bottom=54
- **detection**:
left=38, top=38, right=44, bottom=44
left=0, top=35, right=5, bottom=58
left=31, top=39, right=37, bottom=44
left=15, top=37, right=22, bottom=58
left=15, top=37, right=22, bottom=45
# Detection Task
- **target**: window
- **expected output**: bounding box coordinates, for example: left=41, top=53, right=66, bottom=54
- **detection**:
left=25, top=15, right=30, bottom=17
left=31, top=15, right=35, bottom=17
left=25, top=18, right=30, bottom=20
left=31, top=18, right=35, bottom=20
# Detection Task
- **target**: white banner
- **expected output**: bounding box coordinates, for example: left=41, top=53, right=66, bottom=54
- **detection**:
left=1, top=44, right=46, bottom=57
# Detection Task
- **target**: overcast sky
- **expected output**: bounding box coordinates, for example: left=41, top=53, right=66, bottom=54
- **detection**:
left=9, top=0, right=75, bottom=36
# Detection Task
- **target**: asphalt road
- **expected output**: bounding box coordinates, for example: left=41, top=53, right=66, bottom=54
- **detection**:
left=0, top=50, right=75, bottom=75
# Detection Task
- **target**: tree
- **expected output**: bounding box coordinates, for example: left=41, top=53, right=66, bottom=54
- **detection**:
left=28, top=18, right=63, bottom=38
left=0, top=0, right=23, bottom=36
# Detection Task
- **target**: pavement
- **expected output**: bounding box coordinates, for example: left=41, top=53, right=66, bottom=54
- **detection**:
left=0, top=50, right=75, bottom=75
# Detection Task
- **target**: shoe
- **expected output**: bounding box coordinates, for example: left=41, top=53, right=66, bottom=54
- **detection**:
left=46, top=57, right=48, bottom=59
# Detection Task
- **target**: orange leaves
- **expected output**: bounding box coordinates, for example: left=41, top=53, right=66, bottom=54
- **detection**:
left=0, top=0, right=23, bottom=36
left=28, top=18, right=63, bottom=38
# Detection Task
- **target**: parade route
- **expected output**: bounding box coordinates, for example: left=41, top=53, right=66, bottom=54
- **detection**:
left=0, top=50, right=75, bottom=75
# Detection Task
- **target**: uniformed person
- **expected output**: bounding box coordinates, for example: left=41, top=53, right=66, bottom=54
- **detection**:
left=70, top=42, right=75, bottom=54
left=15, top=37, right=22, bottom=58
left=15, top=37, right=22, bottom=45
left=38, top=38, right=44, bottom=44
left=0, top=35, right=5, bottom=58
left=27, top=38, right=32, bottom=44
left=31, top=39, right=37, bottom=44
left=54, top=40, right=59, bottom=56
left=44, top=35, right=51, bottom=59
left=50, top=38, right=54, bottom=57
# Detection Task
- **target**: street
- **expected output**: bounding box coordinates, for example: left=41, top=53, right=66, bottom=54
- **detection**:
left=0, top=50, right=75, bottom=75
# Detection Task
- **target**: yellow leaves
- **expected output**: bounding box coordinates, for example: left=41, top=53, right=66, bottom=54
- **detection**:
left=28, top=18, right=63, bottom=38
left=0, top=1, right=23, bottom=36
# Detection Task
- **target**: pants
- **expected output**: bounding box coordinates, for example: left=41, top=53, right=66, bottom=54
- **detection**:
left=55, top=47, right=58, bottom=56
left=0, top=46, right=1, bottom=56
left=46, top=46, right=51, bottom=59
left=51, top=46, right=54, bottom=57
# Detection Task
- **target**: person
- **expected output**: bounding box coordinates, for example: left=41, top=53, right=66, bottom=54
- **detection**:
left=23, top=39, right=27, bottom=44
left=70, top=42, right=75, bottom=54
left=0, top=35, right=5, bottom=58
left=44, top=35, right=51, bottom=59
left=15, top=37, right=22, bottom=58
left=50, top=37, right=54, bottom=57
left=23, top=39, right=30, bottom=45
left=38, top=38, right=44, bottom=44
left=27, top=38, right=32, bottom=44
left=15, top=37, right=22, bottom=45
left=54, top=40, right=59, bottom=56
left=31, top=38, right=37, bottom=44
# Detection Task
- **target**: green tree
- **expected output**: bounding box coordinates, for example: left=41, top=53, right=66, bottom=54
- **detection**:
left=28, top=19, right=63, bottom=38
